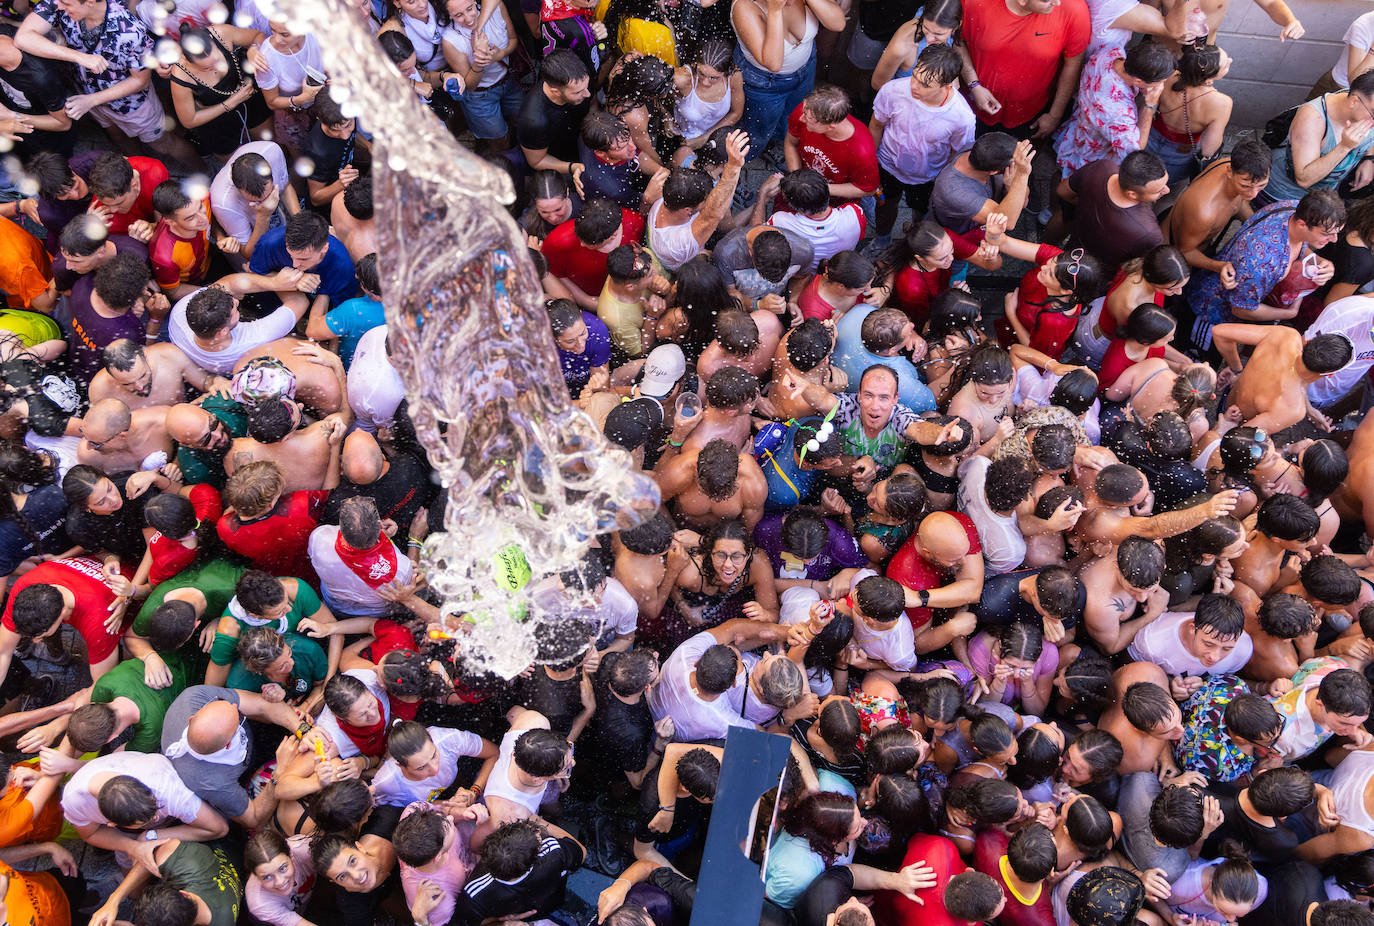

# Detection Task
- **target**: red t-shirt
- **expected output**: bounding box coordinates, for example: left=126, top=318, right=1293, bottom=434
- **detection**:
left=1096, top=339, right=1165, bottom=393
left=1, top=557, right=125, bottom=663
left=541, top=209, right=646, bottom=296
left=972, top=830, right=1054, bottom=926
left=886, top=512, right=982, bottom=629
left=217, top=490, right=328, bottom=584
left=149, top=198, right=211, bottom=291
left=892, top=229, right=982, bottom=326
left=96, top=157, right=170, bottom=236
left=961, top=0, right=1090, bottom=128
left=874, top=833, right=971, bottom=926
left=148, top=484, right=222, bottom=585
left=785, top=106, right=880, bottom=199
left=1009, top=243, right=1080, bottom=360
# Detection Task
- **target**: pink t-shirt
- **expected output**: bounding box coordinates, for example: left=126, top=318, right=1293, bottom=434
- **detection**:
left=245, top=834, right=315, bottom=926
left=967, top=632, right=1058, bottom=707
left=399, top=801, right=478, bottom=926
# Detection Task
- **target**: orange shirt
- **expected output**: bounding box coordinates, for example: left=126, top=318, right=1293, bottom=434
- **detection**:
left=0, top=783, right=61, bottom=847
left=0, top=861, right=69, bottom=926
left=0, top=217, right=52, bottom=310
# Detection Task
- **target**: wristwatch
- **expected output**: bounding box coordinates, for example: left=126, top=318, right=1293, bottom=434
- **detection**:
left=918, top=589, right=930, bottom=608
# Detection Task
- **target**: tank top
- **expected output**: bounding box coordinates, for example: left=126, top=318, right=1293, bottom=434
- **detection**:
left=484, top=728, right=552, bottom=816
left=739, top=2, right=818, bottom=75
left=647, top=198, right=703, bottom=271
left=675, top=70, right=733, bottom=139
left=1331, top=747, right=1374, bottom=838
left=893, top=34, right=954, bottom=81
left=1268, top=94, right=1374, bottom=202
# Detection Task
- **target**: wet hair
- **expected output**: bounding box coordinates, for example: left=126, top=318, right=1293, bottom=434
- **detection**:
left=1008, top=725, right=1062, bottom=790
left=10, top=584, right=63, bottom=636
left=817, top=698, right=861, bottom=766
left=602, top=649, right=659, bottom=698
left=854, top=574, right=906, bottom=624
left=541, top=49, right=588, bottom=87
left=87, top=152, right=135, bottom=200
left=780, top=169, right=831, bottom=215
left=185, top=285, right=237, bottom=337
left=1304, top=333, right=1355, bottom=374
left=924, top=414, right=975, bottom=457
left=1122, top=682, right=1176, bottom=733
left=1296, top=189, right=1347, bottom=232
left=904, top=675, right=964, bottom=727
left=751, top=229, right=794, bottom=284
left=946, top=778, right=1021, bottom=824
left=581, top=111, right=632, bottom=154
left=968, top=132, right=1017, bottom=172
left=1061, top=653, right=1114, bottom=714
left=1031, top=423, right=1076, bottom=471
left=1065, top=794, right=1116, bottom=861
left=985, top=457, right=1034, bottom=511
left=1047, top=249, right=1105, bottom=303
left=662, top=167, right=713, bottom=212
left=1066, top=729, right=1123, bottom=786
left=619, top=512, right=673, bottom=556
left=879, top=472, right=926, bottom=521
left=1192, top=593, right=1245, bottom=639
left=482, top=819, right=544, bottom=880
left=393, top=807, right=447, bottom=868
left=1150, top=784, right=1205, bottom=847
left=913, top=42, right=962, bottom=86
left=926, top=289, right=982, bottom=341
left=546, top=298, right=583, bottom=338
left=861, top=308, right=911, bottom=354
left=802, top=84, right=850, bottom=123
left=695, top=518, right=755, bottom=588
left=944, top=871, right=1004, bottom=922
left=284, top=210, right=329, bottom=252
left=819, top=250, right=874, bottom=290
left=1318, top=668, right=1372, bottom=718
left=919, top=0, right=963, bottom=33
left=237, top=625, right=288, bottom=674
left=967, top=711, right=1015, bottom=760
left=513, top=728, right=571, bottom=778
left=355, top=253, right=379, bottom=297
left=606, top=245, right=651, bottom=283
left=343, top=177, right=373, bottom=221
left=1123, top=40, right=1176, bottom=83
left=1172, top=365, right=1217, bottom=421
left=1210, top=857, right=1261, bottom=910
left=1221, top=691, right=1279, bottom=748
left=1312, top=900, right=1374, bottom=926
left=715, top=309, right=760, bottom=357
left=704, top=366, right=759, bottom=410
left=93, top=251, right=150, bottom=311
left=1248, top=765, right=1314, bottom=817
left=223, top=461, right=284, bottom=518
left=1051, top=368, right=1100, bottom=415
left=1229, top=138, right=1273, bottom=182
left=1118, top=150, right=1167, bottom=193
left=1175, top=43, right=1224, bottom=89
left=1327, top=852, right=1374, bottom=899
left=1124, top=304, right=1176, bottom=345
left=1034, top=565, right=1081, bottom=621
left=1256, top=493, right=1321, bottom=542
left=235, top=569, right=286, bottom=616
left=311, top=780, right=373, bottom=834
left=690, top=37, right=736, bottom=75
left=135, top=882, right=197, bottom=926
left=61, top=463, right=109, bottom=509
left=1258, top=592, right=1317, bottom=639
left=322, top=673, right=371, bottom=720
left=780, top=507, right=830, bottom=560
left=871, top=772, right=935, bottom=843
left=29, top=151, right=78, bottom=199
left=866, top=727, right=924, bottom=777
left=695, top=644, right=740, bottom=694
left=1303, top=555, right=1361, bottom=605
left=786, top=319, right=833, bottom=373
left=677, top=747, right=721, bottom=800
left=1008, top=822, right=1058, bottom=883
left=245, top=399, right=297, bottom=444
left=147, top=599, right=198, bottom=652
left=1117, top=535, right=1165, bottom=587
left=386, top=720, right=434, bottom=767
left=574, top=199, right=623, bottom=247
left=782, top=791, right=859, bottom=864
left=230, top=151, right=274, bottom=197
left=1300, top=440, right=1349, bottom=505
left=1144, top=411, right=1191, bottom=461
left=97, top=776, right=158, bottom=826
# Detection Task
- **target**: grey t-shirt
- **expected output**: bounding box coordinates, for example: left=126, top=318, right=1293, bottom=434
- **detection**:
left=714, top=227, right=814, bottom=302
left=929, top=157, right=994, bottom=234
left=1117, top=771, right=1189, bottom=881
left=160, top=685, right=251, bottom=819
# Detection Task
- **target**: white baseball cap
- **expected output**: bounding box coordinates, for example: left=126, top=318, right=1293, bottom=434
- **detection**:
left=639, top=344, right=686, bottom=399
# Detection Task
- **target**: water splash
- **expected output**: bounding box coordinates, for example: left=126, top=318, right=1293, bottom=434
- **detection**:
left=259, top=0, right=659, bottom=677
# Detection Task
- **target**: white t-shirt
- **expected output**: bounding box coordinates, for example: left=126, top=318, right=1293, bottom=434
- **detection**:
left=314, top=669, right=391, bottom=759
left=482, top=727, right=555, bottom=816
left=442, top=13, right=511, bottom=87
left=1334, top=11, right=1374, bottom=87
left=169, top=289, right=298, bottom=374
left=647, top=199, right=702, bottom=272
left=529, top=576, right=639, bottom=641
left=1306, top=294, right=1374, bottom=407
left=1126, top=610, right=1253, bottom=676
left=399, top=6, right=449, bottom=71
left=372, top=726, right=487, bottom=807
left=308, top=524, right=416, bottom=618
left=254, top=34, right=326, bottom=95
left=62, top=752, right=205, bottom=828
left=768, top=203, right=866, bottom=272
left=780, top=586, right=834, bottom=697
left=1082, top=0, right=1139, bottom=51
left=647, top=630, right=753, bottom=741
left=347, top=325, right=406, bottom=433
left=871, top=79, right=976, bottom=185
left=956, top=455, right=1026, bottom=576
left=211, top=141, right=291, bottom=245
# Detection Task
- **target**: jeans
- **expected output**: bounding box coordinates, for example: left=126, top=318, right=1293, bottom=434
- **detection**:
left=736, top=46, right=816, bottom=157
left=458, top=77, right=525, bottom=139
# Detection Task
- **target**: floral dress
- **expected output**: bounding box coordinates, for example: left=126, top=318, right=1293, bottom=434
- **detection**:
left=1055, top=46, right=1141, bottom=175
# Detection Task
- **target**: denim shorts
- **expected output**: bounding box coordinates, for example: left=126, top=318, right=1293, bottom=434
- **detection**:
left=458, top=77, right=525, bottom=139
left=735, top=46, right=816, bottom=156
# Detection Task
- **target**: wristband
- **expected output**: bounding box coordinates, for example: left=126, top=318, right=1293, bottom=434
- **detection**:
left=970, top=80, right=981, bottom=88
left=665, top=438, right=683, bottom=448
left=658, top=804, right=675, bottom=812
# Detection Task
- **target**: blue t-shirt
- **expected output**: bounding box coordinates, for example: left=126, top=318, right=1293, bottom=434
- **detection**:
left=764, top=830, right=827, bottom=909
left=324, top=295, right=386, bottom=368
left=830, top=304, right=936, bottom=413
left=557, top=311, right=612, bottom=398
left=756, top=421, right=820, bottom=512
left=249, top=229, right=359, bottom=309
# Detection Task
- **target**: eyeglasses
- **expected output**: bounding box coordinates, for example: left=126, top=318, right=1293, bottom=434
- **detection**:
left=711, top=551, right=749, bottom=565
left=86, top=428, right=126, bottom=450
left=194, top=418, right=228, bottom=448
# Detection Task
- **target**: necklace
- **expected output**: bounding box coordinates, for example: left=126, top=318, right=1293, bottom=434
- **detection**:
left=173, top=29, right=244, bottom=99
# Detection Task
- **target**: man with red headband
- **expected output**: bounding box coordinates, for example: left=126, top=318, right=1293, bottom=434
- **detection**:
left=309, top=495, right=415, bottom=619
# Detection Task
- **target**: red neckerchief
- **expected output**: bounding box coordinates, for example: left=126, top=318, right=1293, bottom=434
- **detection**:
left=333, top=532, right=400, bottom=590
left=336, top=696, right=388, bottom=756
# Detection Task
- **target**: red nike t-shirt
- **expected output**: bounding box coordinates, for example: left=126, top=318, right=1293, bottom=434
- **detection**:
left=886, top=512, right=981, bottom=629
left=1, top=557, right=125, bottom=663
left=961, top=0, right=1090, bottom=129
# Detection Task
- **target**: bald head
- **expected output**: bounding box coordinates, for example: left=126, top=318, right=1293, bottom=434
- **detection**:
left=187, top=699, right=242, bottom=755
left=84, top=398, right=132, bottom=442
left=918, top=512, right=972, bottom=564
left=341, top=430, right=385, bottom=485
left=165, top=403, right=212, bottom=441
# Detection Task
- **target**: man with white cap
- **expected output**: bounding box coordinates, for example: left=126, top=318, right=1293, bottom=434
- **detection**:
left=579, top=343, right=687, bottom=438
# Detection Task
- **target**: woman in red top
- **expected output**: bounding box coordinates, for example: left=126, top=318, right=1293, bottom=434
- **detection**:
left=1097, top=305, right=1183, bottom=395
left=879, top=221, right=1001, bottom=328
left=1072, top=245, right=1189, bottom=368
left=126, top=484, right=223, bottom=595
left=995, top=232, right=1105, bottom=361
left=798, top=251, right=876, bottom=321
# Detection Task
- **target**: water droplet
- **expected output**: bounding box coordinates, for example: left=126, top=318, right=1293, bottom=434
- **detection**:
left=331, top=84, right=351, bottom=103
left=388, top=153, right=408, bottom=172
left=154, top=37, right=181, bottom=66
left=182, top=174, right=210, bottom=202
left=232, top=9, right=253, bottom=27
left=181, top=33, right=208, bottom=58
left=207, top=3, right=229, bottom=24
left=80, top=214, right=108, bottom=241
left=340, top=100, right=361, bottom=120
left=293, top=157, right=316, bottom=177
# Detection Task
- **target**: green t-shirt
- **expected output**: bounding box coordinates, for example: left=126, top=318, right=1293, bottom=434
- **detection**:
left=225, top=631, right=328, bottom=700
left=134, top=560, right=246, bottom=682
left=210, top=580, right=324, bottom=667
left=160, top=840, right=242, bottom=926
left=175, top=396, right=248, bottom=488
left=89, top=656, right=188, bottom=753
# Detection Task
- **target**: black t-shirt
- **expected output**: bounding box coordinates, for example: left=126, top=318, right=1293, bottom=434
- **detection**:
left=976, top=565, right=1086, bottom=631
left=66, top=473, right=153, bottom=562
left=517, top=670, right=583, bottom=737
left=579, top=140, right=647, bottom=211
left=1142, top=458, right=1208, bottom=512
left=321, top=447, right=432, bottom=540
left=1068, top=157, right=1164, bottom=276
left=1202, top=791, right=1300, bottom=861
left=0, top=50, right=68, bottom=116
left=584, top=685, right=654, bottom=776
left=0, top=484, right=69, bottom=575
left=516, top=89, right=590, bottom=164
left=453, top=836, right=585, bottom=924
left=635, top=759, right=710, bottom=845
left=1316, top=236, right=1374, bottom=300
left=790, top=718, right=864, bottom=786
left=302, top=124, right=371, bottom=187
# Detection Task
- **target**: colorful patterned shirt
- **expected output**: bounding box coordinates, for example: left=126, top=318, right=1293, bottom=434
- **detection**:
left=1271, top=655, right=1350, bottom=761
left=1056, top=46, right=1140, bottom=175
left=1173, top=675, right=1254, bottom=783
left=33, top=0, right=153, bottom=114
left=1184, top=200, right=1298, bottom=339
left=832, top=392, right=923, bottom=477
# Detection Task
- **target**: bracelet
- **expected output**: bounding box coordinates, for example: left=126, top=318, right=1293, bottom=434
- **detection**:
left=665, top=437, right=683, bottom=448
left=658, top=803, right=675, bottom=811
left=407, top=539, right=423, bottom=549
left=970, top=80, right=981, bottom=88
left=614, top=878, right=634, bottom=885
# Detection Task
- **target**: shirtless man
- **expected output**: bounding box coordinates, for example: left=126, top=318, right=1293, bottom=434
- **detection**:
left=1337, top=413, right=1374, bottom=531
left=77, top=399, right=176, bottom=474
left=613, top=513, right=691, bottom=620
left=1243, top=592, right=1320, bottom=690
left=1162, top=140, right=1270, bottom=286
left=232, top=338, right=350, bottom=420
left=329, top=176, right=376, bottom=262
left=1077, top=535, right=1170, bottom=654
left=1213, top=324, right=1352, bottom=435
left=946, top=347, right=1016, bottom=457
left=225, top=406, right=350, bottom=493
left=696, top=308, right=784, bottom=384
left=764, top=319, right=847, bottom=421
left=1075, top=463, right=1239, bottom=553
left=1230, top=494, right=1322, bottom=601
left=683, top=366, right=759, bottom=452
left=88, top=341, right=230, bottom=411
left=656, top=438, right=768, bottom=532
left=1098, top=664, right=1184, bottom=775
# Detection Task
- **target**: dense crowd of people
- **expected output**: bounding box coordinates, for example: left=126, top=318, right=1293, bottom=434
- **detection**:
left=5, top=0, right=1374, bottom=925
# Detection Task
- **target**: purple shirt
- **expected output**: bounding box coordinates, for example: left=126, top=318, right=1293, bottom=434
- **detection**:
left=51, top=234, right=147, bottom=293
left=967, top=631, right=1058, bottom=706
left=555, top=311, right=611, bottom=398
left=754, top=515, right=867, bottom=579
left=35, top=151, right=97, bottom=255
left=399, top=801, right=478, bottom=926
left=68, top=275, right=145, bottom=383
